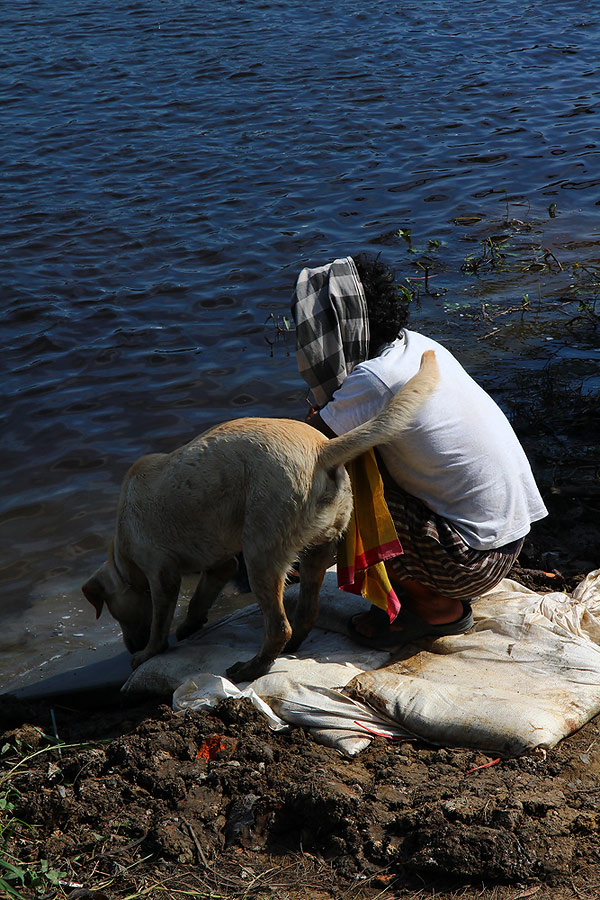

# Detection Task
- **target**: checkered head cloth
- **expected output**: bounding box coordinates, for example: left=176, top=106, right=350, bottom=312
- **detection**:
left=291, top=256, right=369, bottom=409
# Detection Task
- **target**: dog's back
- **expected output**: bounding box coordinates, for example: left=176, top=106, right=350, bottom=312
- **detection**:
left=115, top=418, right=341, bottom=572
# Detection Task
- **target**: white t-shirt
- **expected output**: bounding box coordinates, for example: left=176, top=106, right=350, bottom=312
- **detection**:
left=320, top=330, right=548, bottom=551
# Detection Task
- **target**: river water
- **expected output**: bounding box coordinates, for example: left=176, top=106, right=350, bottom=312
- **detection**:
left=2, top=0, right=599, bottom=691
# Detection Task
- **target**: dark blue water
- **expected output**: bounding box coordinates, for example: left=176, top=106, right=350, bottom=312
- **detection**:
left=2, top=0, right=599, bottom=686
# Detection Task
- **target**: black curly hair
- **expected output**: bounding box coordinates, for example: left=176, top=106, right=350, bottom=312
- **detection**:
left=353, top=253, right=409, bottom=356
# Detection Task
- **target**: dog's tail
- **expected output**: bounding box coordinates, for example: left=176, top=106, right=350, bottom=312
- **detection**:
left=317, top=350, right=439, bottom=471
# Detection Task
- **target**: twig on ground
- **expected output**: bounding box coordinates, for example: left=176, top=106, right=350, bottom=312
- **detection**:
left=90, top=831, right=148, bottom=863
left=508, top=887, right=541, bottom=900
left=50, top=709, right=62, bottom=759
left=181, top=816, right=209, bottom=869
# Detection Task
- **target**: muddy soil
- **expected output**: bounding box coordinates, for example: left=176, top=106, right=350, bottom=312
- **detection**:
left=2, top=672, right=600, bottom=900
left=1, top=386, right=598, bottom=900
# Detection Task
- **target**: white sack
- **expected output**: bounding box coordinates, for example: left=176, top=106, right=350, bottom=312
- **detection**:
left=124, top=570, right=600, bottom=757
left=123, top=582, right=388, bottom=695
left=348, top=570, right=600, bottom=756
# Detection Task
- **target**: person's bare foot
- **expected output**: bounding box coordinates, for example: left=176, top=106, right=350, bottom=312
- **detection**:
left=350, top=606, right=392, bottom=638
left=348, top=597, right=474, bottom=649
left=350, top=600, right=465, bottom=639
left=350, top=572, right=469, bottom=641
left=384, top=574, right=465, bottom=626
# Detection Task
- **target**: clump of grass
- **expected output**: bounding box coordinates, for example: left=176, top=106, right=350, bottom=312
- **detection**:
left=0, top=733, right=87, bottom=898
left=0, top=788, right=30, bottom=899
left=0, top=783, right=68, bottom=899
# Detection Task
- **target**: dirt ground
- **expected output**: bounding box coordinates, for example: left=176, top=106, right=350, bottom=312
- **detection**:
left=1, top=385, right=599, bottom=900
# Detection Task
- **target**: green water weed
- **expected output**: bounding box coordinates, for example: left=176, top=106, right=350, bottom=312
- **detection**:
left=568, top=264, right=600, bottom=328
left=264, top=312, right=294, bottom=356
left=397, top=277, right=420, bottom=307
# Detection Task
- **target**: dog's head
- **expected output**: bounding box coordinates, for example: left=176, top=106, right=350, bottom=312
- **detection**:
left=82, top=546, right=151, bottom=654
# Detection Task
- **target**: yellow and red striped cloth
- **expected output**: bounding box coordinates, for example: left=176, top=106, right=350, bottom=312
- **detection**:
left=336, top=449, right=403, bottom=621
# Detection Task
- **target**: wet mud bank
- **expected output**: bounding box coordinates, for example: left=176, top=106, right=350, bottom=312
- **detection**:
left=2, top=686, right=600, bottom=900
left=510, top=366, right=599, bottom=588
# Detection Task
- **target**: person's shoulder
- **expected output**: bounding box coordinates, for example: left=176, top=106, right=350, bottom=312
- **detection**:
left=403, top=329, right=449, bottom=356
left=403, top=330, right=466, bottom=373
left=369, top=333, right=408, bottom=365
left=352, top=329, right=457, bottom=383
left=351, top=334, right=411, bottom=390
left=364, top=329, right=469, bottom=392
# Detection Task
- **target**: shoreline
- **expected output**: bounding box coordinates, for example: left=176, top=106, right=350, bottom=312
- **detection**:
left=1, top=384, right=598, bottom=900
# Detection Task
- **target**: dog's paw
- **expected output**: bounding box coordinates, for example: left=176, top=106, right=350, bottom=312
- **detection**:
left=131, top=649, right=152, bottom=670
left=226, top=658, right=267, bottom=684
left=130, top=643, right=166, bottom=669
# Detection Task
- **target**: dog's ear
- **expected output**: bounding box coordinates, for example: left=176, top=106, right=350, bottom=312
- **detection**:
left=82, top=573, right=107, bottom=619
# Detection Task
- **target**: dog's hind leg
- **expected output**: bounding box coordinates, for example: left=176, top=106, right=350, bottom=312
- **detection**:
left=176, top=558, right=238, bottom=641
left=286, top=540, right=336, bottom=652
left=226, top=560, right=292, bottom=684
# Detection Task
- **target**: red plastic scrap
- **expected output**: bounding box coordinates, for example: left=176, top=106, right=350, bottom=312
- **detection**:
left=466, top=757, right=501, bottom=775
left=196, top=734, right=227, bottom=762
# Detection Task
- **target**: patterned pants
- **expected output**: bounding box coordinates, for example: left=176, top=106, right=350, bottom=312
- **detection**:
left=382, top=480, right=523, bottom=602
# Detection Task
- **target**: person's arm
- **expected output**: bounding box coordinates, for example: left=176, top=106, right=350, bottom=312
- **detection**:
left=305, top=407, right=337, bottom=439
left=306, top=363, right=392, bottom=441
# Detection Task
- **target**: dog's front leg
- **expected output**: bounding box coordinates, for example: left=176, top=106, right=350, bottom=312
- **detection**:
left=226, top=567, right=291, bottom=683
left=176, top=558, right=238, bottom=641
left=131, top=567, right=181, bottom=669
left=286, top=541, right=336, bottom=652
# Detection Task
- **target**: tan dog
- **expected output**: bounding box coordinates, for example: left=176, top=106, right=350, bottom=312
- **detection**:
left=82, top=350, right=438, bottom=683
